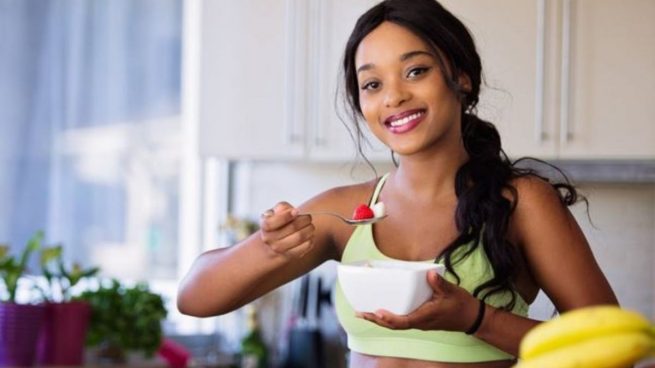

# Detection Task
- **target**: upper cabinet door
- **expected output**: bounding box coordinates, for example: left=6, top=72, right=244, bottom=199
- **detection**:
left=441, top=0, right=559, bottom=160
left=308, top=0, right=390, bottom=162
left=559, top=0, right=655, bottom=159
left=197, top=0, right=305, bottom=159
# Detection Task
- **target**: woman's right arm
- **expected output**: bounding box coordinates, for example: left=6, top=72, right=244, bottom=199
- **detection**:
left=177, top=201, right=338, bottom=317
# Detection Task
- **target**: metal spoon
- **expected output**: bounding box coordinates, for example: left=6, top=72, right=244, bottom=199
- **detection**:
left=300, top=211, right=387, bottom=225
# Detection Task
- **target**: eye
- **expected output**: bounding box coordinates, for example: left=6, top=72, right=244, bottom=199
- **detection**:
left=361, top=80, right=381, bottom=91
left=407, top=66, right=431, bottom=79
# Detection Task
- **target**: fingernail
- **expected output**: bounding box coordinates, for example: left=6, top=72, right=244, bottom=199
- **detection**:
left=291, top=208, right=299, bottom=216
left=261, top=209, right=274, bottom=218
left=355, top=312, right=363, bottom=318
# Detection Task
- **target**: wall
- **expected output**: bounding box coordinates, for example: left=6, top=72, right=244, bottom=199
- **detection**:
left=570, top=184, right=654, bottom=319
left=236, top=161, right=655, bottom=321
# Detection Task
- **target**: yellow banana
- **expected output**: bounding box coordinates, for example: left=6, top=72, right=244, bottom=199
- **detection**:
left=520, top=305, right=652, bottom=359
left=514, top=331, right=653, bottom=368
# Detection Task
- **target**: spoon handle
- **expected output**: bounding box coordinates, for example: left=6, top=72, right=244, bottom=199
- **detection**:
left=300, top=211, right=386, bottom=225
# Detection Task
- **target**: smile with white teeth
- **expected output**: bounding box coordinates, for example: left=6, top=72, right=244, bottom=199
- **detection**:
left=389, top=111, right=424, bottom=127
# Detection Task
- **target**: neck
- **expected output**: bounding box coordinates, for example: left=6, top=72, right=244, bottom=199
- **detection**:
left=392, top=138, right=469, bottom=201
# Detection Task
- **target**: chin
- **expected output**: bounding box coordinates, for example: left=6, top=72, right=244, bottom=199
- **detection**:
left=388, top=145, right=421, bottom=157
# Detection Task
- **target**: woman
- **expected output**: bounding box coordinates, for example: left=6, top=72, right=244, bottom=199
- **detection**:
left=177, top=0, right=617, bottom=366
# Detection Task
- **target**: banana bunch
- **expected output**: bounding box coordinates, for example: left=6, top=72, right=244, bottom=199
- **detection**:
left=514, top=305, right=655, bottom=368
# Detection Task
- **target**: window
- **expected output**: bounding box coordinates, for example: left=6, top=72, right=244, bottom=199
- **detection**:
left=0, top=0, right=206, bottom=334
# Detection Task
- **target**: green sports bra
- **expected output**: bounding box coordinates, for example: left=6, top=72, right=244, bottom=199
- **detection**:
left=334, top=173, right=529, bottom=363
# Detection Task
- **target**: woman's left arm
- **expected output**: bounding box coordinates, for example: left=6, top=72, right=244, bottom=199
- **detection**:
left=474, top=176, right=618, bottom=354
left=511, top=177, right=617, bottom=308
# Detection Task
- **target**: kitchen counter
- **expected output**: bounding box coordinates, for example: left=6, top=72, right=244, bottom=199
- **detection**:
left=515, top=159, right=655, bottom=184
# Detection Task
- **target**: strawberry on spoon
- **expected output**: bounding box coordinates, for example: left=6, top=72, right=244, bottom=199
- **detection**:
left=352, top=204, right=375, bottom=220
left=298, top=202, right=387, bottom=226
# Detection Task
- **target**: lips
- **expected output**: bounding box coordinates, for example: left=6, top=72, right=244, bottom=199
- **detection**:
left=383, top=109, right=426, bottom=134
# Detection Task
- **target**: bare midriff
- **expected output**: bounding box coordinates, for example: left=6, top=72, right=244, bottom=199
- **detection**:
left=349, top=353, right=514, bottom=368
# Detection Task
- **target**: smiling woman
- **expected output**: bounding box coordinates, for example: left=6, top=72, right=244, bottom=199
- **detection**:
left=178, top=0, right=617, bottom=367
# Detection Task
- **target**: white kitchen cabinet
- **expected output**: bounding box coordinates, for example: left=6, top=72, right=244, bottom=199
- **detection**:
left=441, top=0, right=558, bottom=159
left=195, top=0, right=389, bottom=162
left=560, top=0, right=655, bottom=158
left=196, top=0, right=304, bottom=160
left=442, top=0, right=655, bottom=160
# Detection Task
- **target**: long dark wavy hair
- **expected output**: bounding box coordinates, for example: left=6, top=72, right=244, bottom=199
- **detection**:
left=341, top=0, right=581, bottom=309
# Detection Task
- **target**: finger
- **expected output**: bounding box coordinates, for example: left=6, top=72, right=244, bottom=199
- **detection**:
left=273, top=201, right=294, bottom=213
left=261, top=212, right=312, bottom=242
left=355, top=311, right=373, bottom=320
left=428, top=270, right=449, bottom=295
left=374, top=309, right=413, bottom=330
left=260, top=200, right=294, bottom=219
left=260, top=206, right=300, bottom=232
left=268, top=224, right=315, bottom=254
left=285, top=238, right=315, bottom=259
left=263, top=218, right=314, bottom=249
left=274, top=215, right=313, bottom=240
left=260, top=209, right=275, bottom=232
left=260, top=201, right=295, bottom=220
left=356, top=312, right=394, bottom=329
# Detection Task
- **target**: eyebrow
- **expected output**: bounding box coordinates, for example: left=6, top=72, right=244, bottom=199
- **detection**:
left=356, top=50, right=435, bottom=74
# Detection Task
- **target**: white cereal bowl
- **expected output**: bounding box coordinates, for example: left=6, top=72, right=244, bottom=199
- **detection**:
left=337, top=259, right=445, bottom=315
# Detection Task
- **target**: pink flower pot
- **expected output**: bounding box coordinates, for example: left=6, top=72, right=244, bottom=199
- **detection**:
left=0, top=303, right=46, bottom=367
left=36, top=301, right=91, bottom=366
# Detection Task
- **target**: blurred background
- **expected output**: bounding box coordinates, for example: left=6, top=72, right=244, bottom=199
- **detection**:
left=0, top=0, right=653, bottom=367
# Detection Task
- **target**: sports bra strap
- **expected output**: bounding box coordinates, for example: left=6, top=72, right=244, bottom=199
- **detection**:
left=368, top=173, right=390, bottom=207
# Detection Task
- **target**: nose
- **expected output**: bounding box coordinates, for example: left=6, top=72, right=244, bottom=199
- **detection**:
left=383, top=80, right=410, bottom=108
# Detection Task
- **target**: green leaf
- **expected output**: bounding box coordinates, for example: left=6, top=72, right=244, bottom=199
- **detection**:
left=75, top=279, right=166, bottom=354
left=82, top=266, right=100, bottom=278
left=25, top=233, right=103, bottom=302
left=19, top=230, right=42, bottom=268
left=0, top=245, right=9, bottom=260
left=0, top=230, right=45, bottom=302
left=40, top=245, right=62, bottom=267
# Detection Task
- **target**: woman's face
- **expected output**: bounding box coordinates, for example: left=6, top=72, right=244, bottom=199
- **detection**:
left=355, top=21, right=465, bottom=156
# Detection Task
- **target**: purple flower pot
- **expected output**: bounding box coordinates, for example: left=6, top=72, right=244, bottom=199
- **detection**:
left=36, top=301, right=91, bottom=366
left=0, top=303, right=46, bottom=367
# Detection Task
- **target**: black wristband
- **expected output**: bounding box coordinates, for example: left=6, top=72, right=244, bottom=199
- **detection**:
left=465, top=299, right=486, bottom=335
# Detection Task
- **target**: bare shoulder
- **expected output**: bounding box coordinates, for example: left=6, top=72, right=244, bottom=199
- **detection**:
left=507, top=175, right=572, bottom=246
left=510, top=175, right=565, bottom=211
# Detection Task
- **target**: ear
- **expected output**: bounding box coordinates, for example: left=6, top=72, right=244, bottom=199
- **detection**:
left=457, top=72, right=472, bottom=93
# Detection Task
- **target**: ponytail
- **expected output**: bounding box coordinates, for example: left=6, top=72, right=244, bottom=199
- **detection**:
left=440, top=113, right=580, bottom=310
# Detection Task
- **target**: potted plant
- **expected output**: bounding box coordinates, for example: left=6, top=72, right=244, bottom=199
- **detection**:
left=35, top=244, right=99, bottom=366
left=0, top=231, right=46, bottom=367
left=75, top=278, right=167, bottom=364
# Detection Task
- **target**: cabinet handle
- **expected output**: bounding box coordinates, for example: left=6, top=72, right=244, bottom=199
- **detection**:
left=534, top=0, right=547, bottom=143
left=283, top=0, right=302, bottom=144
left=560, top=0, right=573, bottom=144
left=311, top=0, right=326, bottom=147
